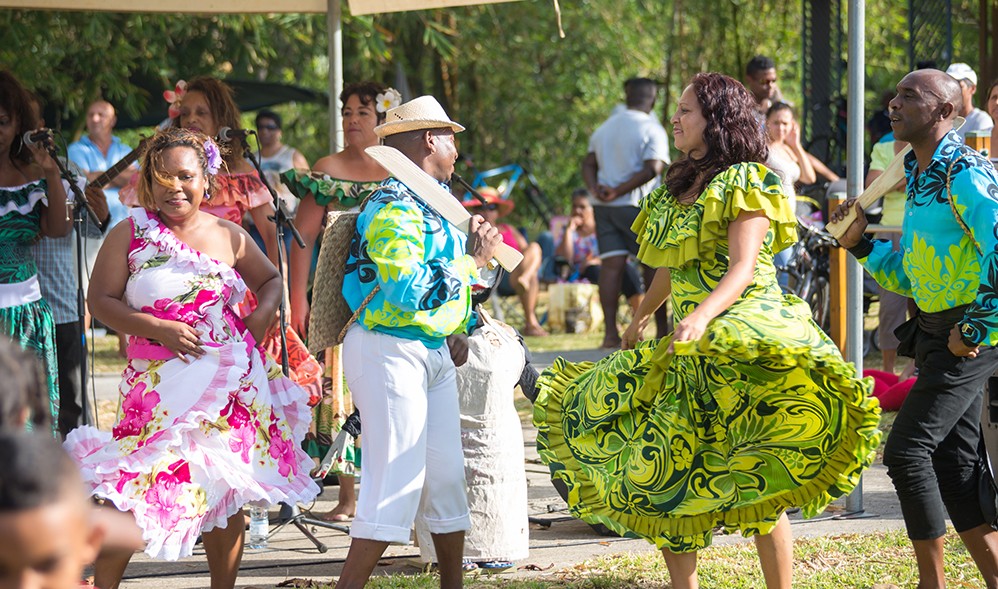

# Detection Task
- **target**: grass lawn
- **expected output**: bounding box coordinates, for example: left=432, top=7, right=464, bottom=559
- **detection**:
left=280, top=529, right=974, bottom=588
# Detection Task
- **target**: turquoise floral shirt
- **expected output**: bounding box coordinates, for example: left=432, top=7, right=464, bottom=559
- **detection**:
left=856, top=131, right=998, bottom=346
left=342, top=177, right=479, bottom=348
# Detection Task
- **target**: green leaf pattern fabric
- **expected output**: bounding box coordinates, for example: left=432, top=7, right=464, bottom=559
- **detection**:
left=0, top=180, right=58, bottom=434
left=533, top=163, right=882, bottom=552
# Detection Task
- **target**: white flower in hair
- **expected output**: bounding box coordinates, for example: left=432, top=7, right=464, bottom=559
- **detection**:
left=376, top=88, right=403, bottom=113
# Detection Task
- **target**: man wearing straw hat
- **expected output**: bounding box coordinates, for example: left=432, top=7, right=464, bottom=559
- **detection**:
left=335, top=95, right=502, bottom=589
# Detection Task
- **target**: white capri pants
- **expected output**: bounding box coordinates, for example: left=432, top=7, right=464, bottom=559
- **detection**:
left=343, top=325, right=471, bottom=544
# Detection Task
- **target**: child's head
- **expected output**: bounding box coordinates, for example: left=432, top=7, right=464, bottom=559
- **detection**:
left=0, top=335, right=51, bottom=431
left=0, top=430, right=103, bottom=589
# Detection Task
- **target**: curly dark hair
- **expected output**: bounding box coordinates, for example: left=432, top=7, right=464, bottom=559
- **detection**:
left=0, top=71, right=39, bottom=168
left=341, top=81, right=389, bottom=123
left=665, top=72, right=768, bottom=198
left=176, top=76, right=245, bottom=167
left=137, top=127, right=225, bottom=211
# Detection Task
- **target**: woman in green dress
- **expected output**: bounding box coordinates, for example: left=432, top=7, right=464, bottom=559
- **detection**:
left=0, top=71, right=71, bottom=434
left=287, top=81, right=398, bottom=522
left=533, top=72, right=882, bottom=588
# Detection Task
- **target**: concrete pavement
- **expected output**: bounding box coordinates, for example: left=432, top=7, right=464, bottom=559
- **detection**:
left=85, top=348, right=906, bottom=588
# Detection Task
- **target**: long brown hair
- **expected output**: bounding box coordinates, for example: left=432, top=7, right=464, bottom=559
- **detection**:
left=665, top=72, right=769, bottom=198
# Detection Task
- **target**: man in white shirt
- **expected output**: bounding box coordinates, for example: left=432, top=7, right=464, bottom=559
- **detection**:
left=945, top=62, right=994, bottom=141
left=582, top=77, right=670, bottom=348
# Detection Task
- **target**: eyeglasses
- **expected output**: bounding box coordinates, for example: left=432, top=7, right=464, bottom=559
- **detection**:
left=257, top=124, right=280, bottom=131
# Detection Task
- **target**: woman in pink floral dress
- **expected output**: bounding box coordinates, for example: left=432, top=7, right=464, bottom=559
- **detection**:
left=65, top=128, right=319, bottom=589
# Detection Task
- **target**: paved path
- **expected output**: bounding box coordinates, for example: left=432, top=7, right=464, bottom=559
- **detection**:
left=86, top=348, right=906, bottom=588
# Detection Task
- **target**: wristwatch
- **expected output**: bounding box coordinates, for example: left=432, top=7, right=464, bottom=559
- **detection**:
left=960, top=322, right=978, bottom=348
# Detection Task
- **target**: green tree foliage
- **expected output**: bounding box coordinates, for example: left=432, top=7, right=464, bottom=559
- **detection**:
left=0, top=1, right=987, bottom=229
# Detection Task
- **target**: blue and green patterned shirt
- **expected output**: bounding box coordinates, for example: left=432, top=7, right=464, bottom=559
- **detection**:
left=342, top=177, right=479, bottom=348
left=856, top=131, right=998, bottom=346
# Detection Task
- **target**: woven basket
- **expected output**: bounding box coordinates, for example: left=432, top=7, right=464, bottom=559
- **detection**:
left=307, top=210, right=360, bottom=354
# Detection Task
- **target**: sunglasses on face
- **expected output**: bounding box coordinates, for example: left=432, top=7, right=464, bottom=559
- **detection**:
left=257, top=124, right=280, bottom=131
left=472, top=203, right=498, bottom=211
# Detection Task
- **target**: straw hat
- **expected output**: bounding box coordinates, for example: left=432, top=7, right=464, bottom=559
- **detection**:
left=374, top=95, right=465, bottom=138
left=462, top=186, right=514, bottom=216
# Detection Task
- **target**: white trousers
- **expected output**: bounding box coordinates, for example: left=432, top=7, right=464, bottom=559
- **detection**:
left=343, top=325, right=470, bottom=544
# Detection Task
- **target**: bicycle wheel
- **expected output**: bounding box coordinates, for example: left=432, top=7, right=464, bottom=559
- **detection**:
left=806, top=276, right=831, bottom=333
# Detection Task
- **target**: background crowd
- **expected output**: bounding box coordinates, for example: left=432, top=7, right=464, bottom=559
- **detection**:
left=3, top=36, right=998, bottom=588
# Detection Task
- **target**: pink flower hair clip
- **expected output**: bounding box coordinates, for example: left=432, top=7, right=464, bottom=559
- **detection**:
left=164, top=80, right=188, bottom=119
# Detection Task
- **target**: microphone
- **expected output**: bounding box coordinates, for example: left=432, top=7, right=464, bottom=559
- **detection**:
left=22, top=128, right=54, bottom=146
left=216, top=127, right=254, bottom=143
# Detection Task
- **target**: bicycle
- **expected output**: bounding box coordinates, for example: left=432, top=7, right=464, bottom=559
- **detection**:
left=778, top=221, right=835, bottom=333
left=455, top=155, right=557, bottom=227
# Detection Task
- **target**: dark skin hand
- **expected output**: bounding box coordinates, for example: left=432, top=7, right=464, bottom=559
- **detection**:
left=447, top=333, right=469, bottom=367
left=466, top=214, right=502, bottom=268
left=84, top=185, right=110, bottom=227
left=830, top=199, right=979, bottom=357
left=828, top=198, right=869, bottom=249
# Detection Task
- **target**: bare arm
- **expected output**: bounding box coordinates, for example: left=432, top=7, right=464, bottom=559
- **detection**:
left=289, top=192, right=326, bottom=335
left=248, top=203, right=281, bottom=268
left=783, top=122, right=816, bottom=185
left=807, top=152, right=840, bottom=183
left=581, top=152, right=599, bottom=197
left=507, top=224, right=529, bottom=252
left=28, top=144, right=71, bottom=238
left=232, top=223, right=282, bottom=344
left=555, top=217, right=579, bottom=262
left=670, top=211, right=769, bottom=350
left=292, top=149, right=310, bottom=171
left=88, top=223, right=206, bottom=362
left=610, top=159, right=666, bottom=201
left=622, top=266, right=671, bottom=349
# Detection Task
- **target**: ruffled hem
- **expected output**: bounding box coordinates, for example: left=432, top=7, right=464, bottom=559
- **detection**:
left=533, top=316, right=882, bottom=552
left=280, top=169, right=381, bottom=209
left=214, top=172, right=271, bottom=211
left=0, top=180, right=47, bottom=218
left=634, top=163, right=797, bottom=269
left=129, top=208, right=247, bottom=307
left=65, top=343, right=319, bottom=560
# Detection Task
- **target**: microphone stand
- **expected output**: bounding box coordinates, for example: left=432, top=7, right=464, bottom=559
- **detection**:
left=236, top=134, right=304, bottom=378
left=47, top=142, right=107, bottom=430
left=236, top=136, right=345, bottom=552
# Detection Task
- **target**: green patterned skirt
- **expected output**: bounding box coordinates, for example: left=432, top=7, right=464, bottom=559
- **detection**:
left=533, top=295, right=882, bottom=553
left=1, top=297, right=59, bottom=436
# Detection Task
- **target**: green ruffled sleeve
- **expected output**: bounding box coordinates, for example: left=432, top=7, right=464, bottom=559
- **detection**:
left=280, top=170, right=368, bottom=209
left=632, top=162, right=797, bottom=269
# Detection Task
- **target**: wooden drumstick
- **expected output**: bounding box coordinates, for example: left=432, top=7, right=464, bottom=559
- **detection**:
left=825, top=116, right=965, bottom=239
left=366, top=145, right=524, bottom=271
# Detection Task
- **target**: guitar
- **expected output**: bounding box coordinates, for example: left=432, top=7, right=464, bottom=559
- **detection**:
left=85, top=137, right=148, bottom=190
left=77, top=137, right=148, bottom=233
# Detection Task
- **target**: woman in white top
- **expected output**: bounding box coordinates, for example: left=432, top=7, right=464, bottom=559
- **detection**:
left=765, top=102, right=816, bottom=212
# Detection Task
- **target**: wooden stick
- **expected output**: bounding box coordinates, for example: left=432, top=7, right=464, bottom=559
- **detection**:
left=825, top=116, right=965, bottom=239
left=365, top=145, right=524, bottom=271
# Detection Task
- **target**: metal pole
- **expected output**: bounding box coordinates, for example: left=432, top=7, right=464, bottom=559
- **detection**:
left=328, top=0, right=344, bottom=153
left=845, top=0, right=866, bottom=515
